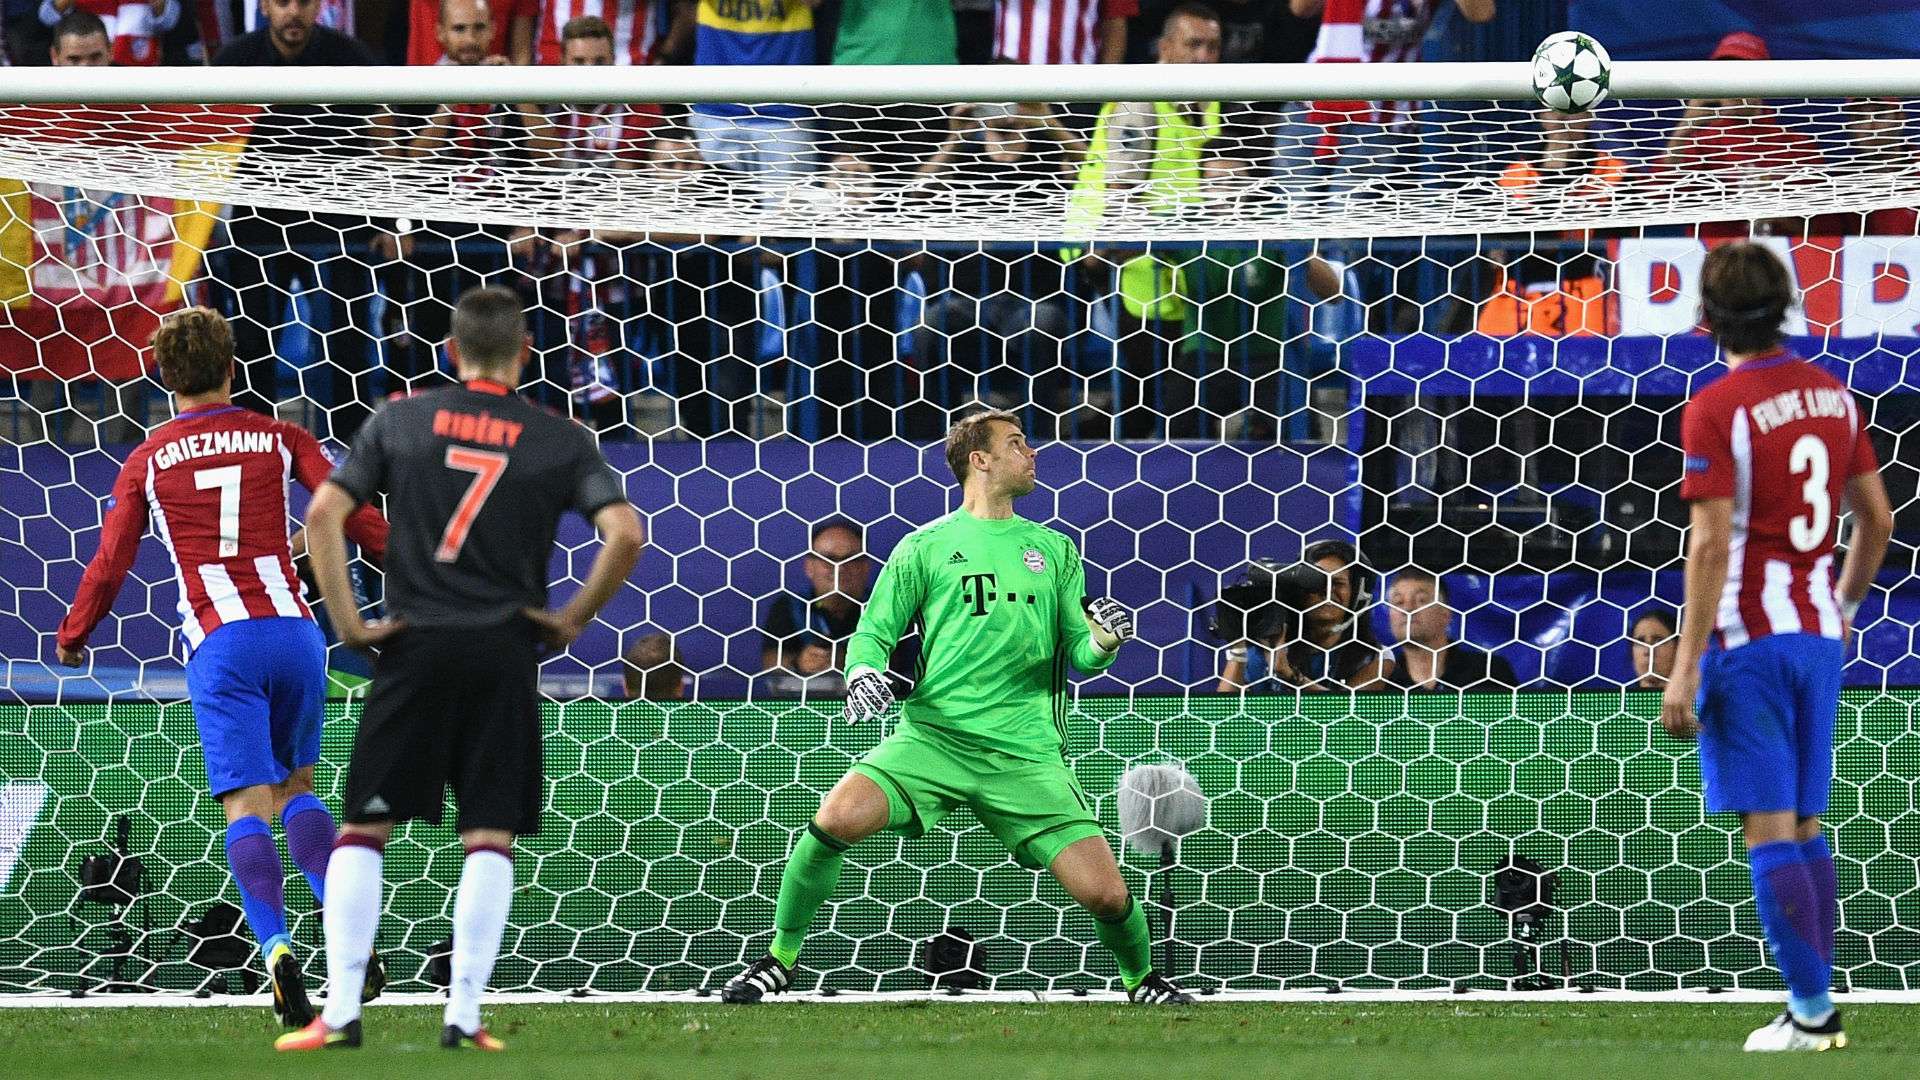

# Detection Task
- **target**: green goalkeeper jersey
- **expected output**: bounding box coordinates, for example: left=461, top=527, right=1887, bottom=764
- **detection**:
left=844, top=509, right=1118, bottom=762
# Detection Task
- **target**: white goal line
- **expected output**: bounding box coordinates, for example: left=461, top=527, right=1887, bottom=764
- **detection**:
left=4, top=988, right=1917, bottom=1008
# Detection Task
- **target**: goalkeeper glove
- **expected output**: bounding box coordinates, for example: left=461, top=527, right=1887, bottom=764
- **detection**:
left=842, top=667, right=896, bottom=725
left=1083, top=597, right=1136, bottom=653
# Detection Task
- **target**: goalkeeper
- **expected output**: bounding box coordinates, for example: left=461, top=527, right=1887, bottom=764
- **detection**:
left=721, top=410, right=1190, bottom=1005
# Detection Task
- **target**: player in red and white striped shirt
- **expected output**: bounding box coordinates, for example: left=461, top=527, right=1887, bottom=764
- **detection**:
left=1663, top=243, right=1894, bottom=1053
left=56, top=308, right=389, bottom=1029
left=58, top=316, right=387, bottom=657
left=993, top=0, right=1135, bottom=65
left=1671, top=256, right=1888, bottom=659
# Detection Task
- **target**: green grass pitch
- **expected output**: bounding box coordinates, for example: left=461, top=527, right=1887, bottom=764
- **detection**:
left=2, top=1001, right=1917, bottom=1080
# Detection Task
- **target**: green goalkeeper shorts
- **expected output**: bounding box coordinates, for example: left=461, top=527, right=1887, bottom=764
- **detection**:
left=851, top=726, right=1105, bottom=870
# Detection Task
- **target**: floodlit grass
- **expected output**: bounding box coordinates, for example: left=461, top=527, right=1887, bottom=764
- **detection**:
left=2, top=1000, right=1916, bottom=1080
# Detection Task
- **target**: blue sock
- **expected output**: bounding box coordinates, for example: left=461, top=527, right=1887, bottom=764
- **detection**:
left=1750, top=840, right=1832, bottom=1023
left=1799, top=834, right=1837, bottom=966
left=225, top=816, right=288, bottom=959
left=279, top=793, right=336, bottom=905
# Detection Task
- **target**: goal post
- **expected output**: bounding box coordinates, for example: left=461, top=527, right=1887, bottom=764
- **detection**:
left=0, top=59, right=1915, bottom=998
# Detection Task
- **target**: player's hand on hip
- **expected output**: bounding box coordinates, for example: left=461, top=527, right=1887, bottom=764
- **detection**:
left=55, top=644, right=85, bottom=668
left=1083, top=597, right=1135, bottom=650
left=342, top=617, right=408, bottom=653
left=1659, top=675, right=1699, bottom=740
left=842, top=668, right=895, bottom=725
left=522, top=606, right=586, bottom=650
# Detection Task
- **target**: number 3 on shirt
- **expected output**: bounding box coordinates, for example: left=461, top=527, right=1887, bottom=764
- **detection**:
left=437, top=446, right=509, bottom=562
left=1789, top=433, right=1831, bottom=553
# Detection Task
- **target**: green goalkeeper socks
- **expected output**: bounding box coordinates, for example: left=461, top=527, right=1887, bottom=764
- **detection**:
left=1094, top=895, right=1154, bottom=991
left=769, top=823, right=851, bottom=968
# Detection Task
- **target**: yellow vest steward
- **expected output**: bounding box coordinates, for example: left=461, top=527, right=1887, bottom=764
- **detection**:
left=1065, top=101, right=1223, bottom=320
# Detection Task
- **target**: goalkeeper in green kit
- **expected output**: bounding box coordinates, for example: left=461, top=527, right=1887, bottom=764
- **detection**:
left=721, top=410, right=1191, bottom=1005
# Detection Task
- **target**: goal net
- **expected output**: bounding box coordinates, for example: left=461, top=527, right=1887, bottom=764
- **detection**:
left=1, top=61, right=1916, bottom=998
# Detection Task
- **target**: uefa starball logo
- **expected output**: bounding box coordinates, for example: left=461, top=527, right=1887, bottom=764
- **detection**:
left=1023, top=549, right=1046, bottom=574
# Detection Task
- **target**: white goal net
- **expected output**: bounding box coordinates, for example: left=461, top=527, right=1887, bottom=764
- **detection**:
left=1, top=61, right=1916, bottom=998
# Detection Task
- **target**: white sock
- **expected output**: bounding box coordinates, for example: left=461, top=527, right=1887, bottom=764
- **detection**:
left=319, top=840, right=383, bottom=1029
left=444, top=846, right=514, bottom=1035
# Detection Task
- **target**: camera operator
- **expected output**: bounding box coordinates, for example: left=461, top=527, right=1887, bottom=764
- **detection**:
left=1211, top=541, right=1393, bottom=693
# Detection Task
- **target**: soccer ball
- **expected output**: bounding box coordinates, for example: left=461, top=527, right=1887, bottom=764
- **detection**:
left=1531, top=31, right=1612, bottom=113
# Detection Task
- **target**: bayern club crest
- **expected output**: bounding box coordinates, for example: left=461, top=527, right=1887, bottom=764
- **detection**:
left=1022, top=548, right=1047, bottom=574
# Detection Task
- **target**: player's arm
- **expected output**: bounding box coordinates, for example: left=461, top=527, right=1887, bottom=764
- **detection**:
left=1836, top=409, right=1894, bottom=630
left=523, top=440, right=644, bottom=648
left=1836, top=470, right=1896, bottom=629
left=523, top=502, right=645, bottom=648
left=307, top=408, right=404, bottom=650
left=1663, top=396, right=1737, bottom=739
left=55, top=453, right=150, bottom=666
left=1663, top=497, right=1731, bottom=740
left=289, top=426, right=389, bottom=562
left=307, top=481, right=406, bottom=651
left=1061, top=544, right=1126, bottom=673
left=842, top=538, right=924, bottom=723
left=845, top=538, right=923, bottom=676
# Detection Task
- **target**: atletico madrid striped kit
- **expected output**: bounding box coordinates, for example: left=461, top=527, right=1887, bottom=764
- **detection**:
left=59, top=403, right=388, bottom=794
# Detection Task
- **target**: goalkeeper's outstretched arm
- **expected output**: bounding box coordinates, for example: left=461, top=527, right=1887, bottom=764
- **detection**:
left=844, top=536, right=924, bottom=681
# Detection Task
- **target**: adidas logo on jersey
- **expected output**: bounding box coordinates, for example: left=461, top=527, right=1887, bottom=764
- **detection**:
left=360, top=796, right=391, bottom=815
left=948, top=551, right=967, bottom=564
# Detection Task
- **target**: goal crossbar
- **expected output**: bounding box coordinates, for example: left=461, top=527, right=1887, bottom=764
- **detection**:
left=4, top=59, right=1920, bottom=105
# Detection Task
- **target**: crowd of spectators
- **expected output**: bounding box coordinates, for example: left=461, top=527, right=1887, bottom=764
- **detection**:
left=23, top=2, right=1920, bottom=447
left=1204, top=551, right=1680, bottom=696
left=11, top=0, right=1512, bottom=443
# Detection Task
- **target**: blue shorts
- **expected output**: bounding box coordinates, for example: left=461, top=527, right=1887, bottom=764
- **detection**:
left=1695, top=632, right=1845, bottom=817
left=185, top=617, right=328, bottom=798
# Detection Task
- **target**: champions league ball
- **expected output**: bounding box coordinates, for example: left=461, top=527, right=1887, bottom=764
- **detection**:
left=1532, top=31, right=1612, bottom=113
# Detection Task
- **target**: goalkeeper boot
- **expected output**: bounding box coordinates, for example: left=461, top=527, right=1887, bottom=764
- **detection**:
left=441, top=1025, right=507, bottom=1051
left=1127, top=972, right=1194, bottom=1006
left=1745, top=1009, right=1847, bottom=1052
left=275, top=1017, right=362, bottom=1051
left=362, top=947, right=388, bottom=1003
left=721, top=954, right=792, bottom=1004
left=267, top=941, right=316, bottom=1028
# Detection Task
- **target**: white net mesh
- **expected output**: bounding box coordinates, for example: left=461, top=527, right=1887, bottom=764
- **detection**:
left=1, top=97, right=1917, bottom=239
left=1, top=72, right=1917, bottom=996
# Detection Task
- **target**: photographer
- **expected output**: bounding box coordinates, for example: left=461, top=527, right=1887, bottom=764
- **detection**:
left=1212, top=541, right=1392, bottom=693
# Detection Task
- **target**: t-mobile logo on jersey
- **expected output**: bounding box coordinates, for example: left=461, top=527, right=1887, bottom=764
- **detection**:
left=962, top=573, right=1041, bottom=615
left=961, top=573, right=998, bottom=616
